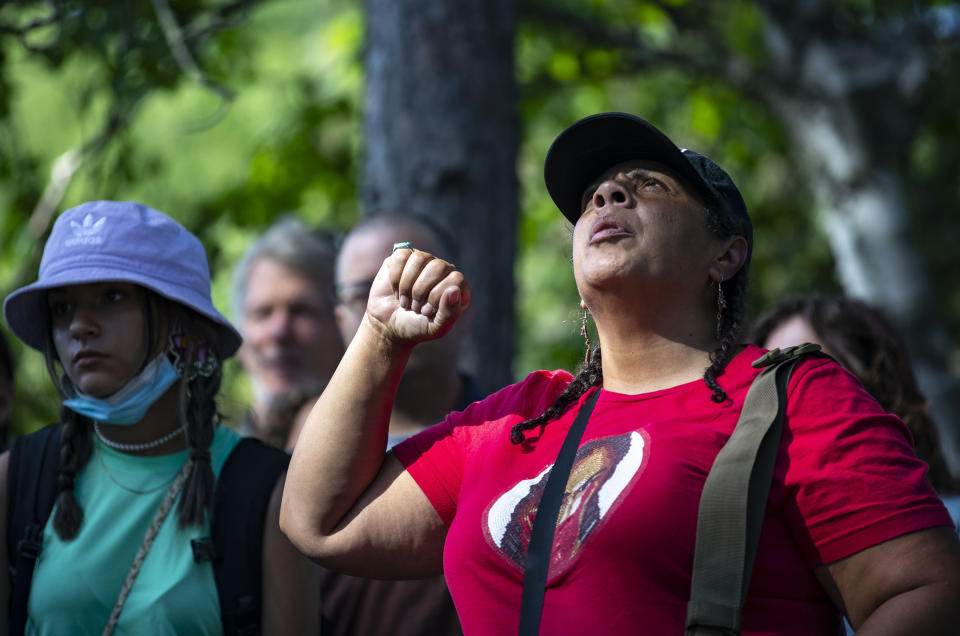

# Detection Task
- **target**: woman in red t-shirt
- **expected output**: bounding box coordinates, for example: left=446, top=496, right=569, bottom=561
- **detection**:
left=281, top=113, right=960, bottom=635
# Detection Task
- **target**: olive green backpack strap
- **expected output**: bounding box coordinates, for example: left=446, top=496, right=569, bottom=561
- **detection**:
left=685, top=343, right=823, bottom=636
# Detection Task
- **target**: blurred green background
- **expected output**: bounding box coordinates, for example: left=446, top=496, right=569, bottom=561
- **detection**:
left=1, top=0, right=958, bottom=457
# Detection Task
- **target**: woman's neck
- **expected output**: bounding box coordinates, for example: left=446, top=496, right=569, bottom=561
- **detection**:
left=598, top=335, right=715, bottom=395
left=94, top=383, right=189, bottom=456
left=589, top=291, right=717, bottom=395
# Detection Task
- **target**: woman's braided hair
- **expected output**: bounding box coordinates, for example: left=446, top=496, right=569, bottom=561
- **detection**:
left=510, top=204, right=749, bottom=444
left=45, top=290, right=225, bottom=539
left=167, top=299, right=222, bottom=529
left=703, top=208, right=749, bottom=404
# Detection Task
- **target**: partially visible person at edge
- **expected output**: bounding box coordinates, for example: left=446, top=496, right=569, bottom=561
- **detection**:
left=314, top=212, right=486, bottom=636
left=280, top=113, right=960, bottom=635
left=0, top=328, right=15, bottom=451
left=0, top=201, right=318, bottom=634
left=751, top=293, right=960, bottom=526
left=232, top=216, right=345, bottom=452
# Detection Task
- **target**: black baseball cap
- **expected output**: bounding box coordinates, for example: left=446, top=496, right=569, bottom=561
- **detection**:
left=543, top=112, right=752, bottom=262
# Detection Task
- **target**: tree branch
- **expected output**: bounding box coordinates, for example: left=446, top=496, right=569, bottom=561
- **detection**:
left=518, top=1, right=788, bottom=106
left=24, top=83, right=142, bottom=240
left=183, top=0, right=260, bottom=41
left=150, top=0, right=234, bottom=102
left=26, top=148, right=82, bottom=239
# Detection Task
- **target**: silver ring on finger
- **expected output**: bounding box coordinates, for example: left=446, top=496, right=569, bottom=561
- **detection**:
left=392, top=241, right=414, bottom=253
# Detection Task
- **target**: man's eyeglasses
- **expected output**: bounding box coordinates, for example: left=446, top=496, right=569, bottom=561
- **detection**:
left=334, top=279, right=375, bottom=310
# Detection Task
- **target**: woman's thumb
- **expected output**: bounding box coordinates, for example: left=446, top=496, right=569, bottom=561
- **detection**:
left=434, top=285, right=467, bottom=327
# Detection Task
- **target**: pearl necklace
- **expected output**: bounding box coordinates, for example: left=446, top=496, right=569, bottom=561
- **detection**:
left=94, top=421, right=185, bottom=452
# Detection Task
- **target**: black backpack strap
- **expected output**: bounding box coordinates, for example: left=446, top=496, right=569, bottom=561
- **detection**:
left=207, top=437, right=289, bottom=636
left=7, top=424, right=63, bottom=636
left=519, top=388, right=601, bottom=636
left=686, top=343, right=823, bottom=636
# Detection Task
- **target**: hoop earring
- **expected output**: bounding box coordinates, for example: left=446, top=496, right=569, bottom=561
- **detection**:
left=716, top=275, right=727, bottom=341
left=580, top=309, right=592, bottom=365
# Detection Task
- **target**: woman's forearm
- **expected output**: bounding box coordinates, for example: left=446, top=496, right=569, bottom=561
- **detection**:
left=280, top=314, right=412, bottom=551
left=281, top=246, right=468, bottom=563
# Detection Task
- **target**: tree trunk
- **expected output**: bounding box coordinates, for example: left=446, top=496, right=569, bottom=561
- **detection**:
left=363, top=0, right=519, bottom=392
left=759, top=8, right=960, bottom=472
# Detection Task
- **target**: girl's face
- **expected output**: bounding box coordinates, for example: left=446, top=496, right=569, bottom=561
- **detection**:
left=47, top=282, right=151, bottom=398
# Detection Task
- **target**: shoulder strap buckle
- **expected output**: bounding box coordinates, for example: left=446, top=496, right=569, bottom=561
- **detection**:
left=16, top=523, right=45, bottom=561
left=752, top=342, right=822, bottom=369
left=191, top=537, right=218, bottom=563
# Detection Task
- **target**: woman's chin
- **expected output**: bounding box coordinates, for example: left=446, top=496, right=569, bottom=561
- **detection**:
left=576, top=259, right=636, bottom=290
left=73, top=376, right=123, bottom=399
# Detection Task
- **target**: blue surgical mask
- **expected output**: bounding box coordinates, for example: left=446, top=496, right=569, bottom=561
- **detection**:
left=63, top=354, right=181, bottom=425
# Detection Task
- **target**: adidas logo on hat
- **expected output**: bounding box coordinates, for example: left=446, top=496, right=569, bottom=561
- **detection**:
left=65, top=214, right=106, bottom=247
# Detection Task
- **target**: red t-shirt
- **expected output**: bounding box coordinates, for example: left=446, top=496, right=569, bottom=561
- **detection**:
left=394, top=346, right=951, bottom=635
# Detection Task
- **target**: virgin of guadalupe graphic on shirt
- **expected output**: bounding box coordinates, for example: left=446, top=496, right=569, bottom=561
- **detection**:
left=483, top=430, right=650, bottom=578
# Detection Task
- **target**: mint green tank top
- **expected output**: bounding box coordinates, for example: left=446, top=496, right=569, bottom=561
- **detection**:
left=27, top=425, right=242, bottom=636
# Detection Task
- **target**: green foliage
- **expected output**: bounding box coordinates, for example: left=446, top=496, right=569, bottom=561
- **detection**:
left=515, top=0, right=959, bottom=381
left=721, top=1, right=765, bottom=62
left=0, top=0, right=362, bottom=435
left=1, top=0, right=957, bottom=436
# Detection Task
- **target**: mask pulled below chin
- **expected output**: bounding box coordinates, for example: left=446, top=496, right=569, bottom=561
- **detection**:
left=63, top=354, right=181, bottom=426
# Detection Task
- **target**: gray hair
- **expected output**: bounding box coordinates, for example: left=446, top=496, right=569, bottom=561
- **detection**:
left=231, top=216, right=338, bottom=326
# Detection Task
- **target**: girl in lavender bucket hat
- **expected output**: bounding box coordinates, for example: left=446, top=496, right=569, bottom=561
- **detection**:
left=1, top=201, right=317, bottom=635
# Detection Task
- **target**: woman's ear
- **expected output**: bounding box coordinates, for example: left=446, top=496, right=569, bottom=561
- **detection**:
left=710, top=236, right=748, bottom=282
